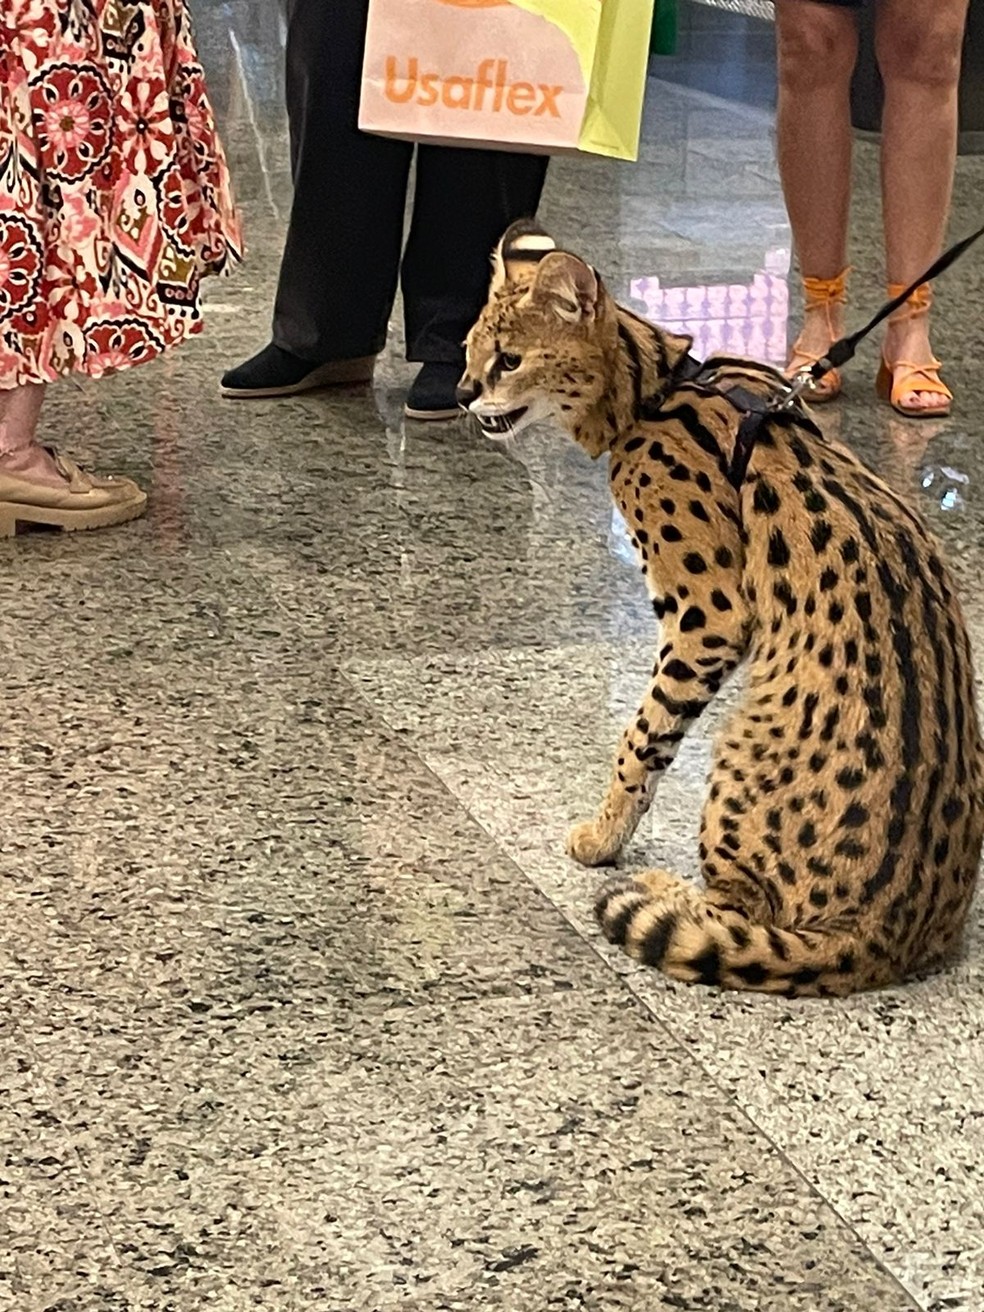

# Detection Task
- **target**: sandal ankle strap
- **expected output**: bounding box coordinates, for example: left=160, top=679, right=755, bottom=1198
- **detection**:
left=802, top=267, right=851, bottom=308
left=887, top=280, right=933, bottom=320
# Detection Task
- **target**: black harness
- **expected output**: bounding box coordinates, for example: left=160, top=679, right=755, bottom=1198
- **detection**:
left=661, top=353, right=781, bottom=493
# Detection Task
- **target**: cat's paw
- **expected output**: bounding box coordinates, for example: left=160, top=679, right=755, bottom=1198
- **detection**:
left=566, top=819, right=623, bottom=868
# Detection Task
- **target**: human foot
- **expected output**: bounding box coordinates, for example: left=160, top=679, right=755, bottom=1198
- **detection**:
left=1, top=441, right=81, bottom=489
left=879, top=285, right=951, bottom=417
left=404, top=363, right=463, bottom=422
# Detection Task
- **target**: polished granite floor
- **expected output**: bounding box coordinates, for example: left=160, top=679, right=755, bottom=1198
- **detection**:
left=3, top=2, right=984, bottom=1310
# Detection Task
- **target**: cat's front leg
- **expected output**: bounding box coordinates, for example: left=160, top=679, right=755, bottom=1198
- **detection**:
left=568, top=597, right=748, bottom=868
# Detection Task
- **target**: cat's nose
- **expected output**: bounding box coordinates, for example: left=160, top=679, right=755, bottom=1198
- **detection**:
left=456, top=378, right=482, bottom=409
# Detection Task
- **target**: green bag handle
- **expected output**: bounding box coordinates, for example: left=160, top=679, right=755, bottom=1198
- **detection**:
left=650, top=0, right=678, bottom=56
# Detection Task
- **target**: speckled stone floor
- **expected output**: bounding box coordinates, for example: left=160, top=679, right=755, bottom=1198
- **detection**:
left=3, top=2, right=984, bottom=1310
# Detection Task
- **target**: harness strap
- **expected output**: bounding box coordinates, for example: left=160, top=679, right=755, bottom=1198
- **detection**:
left=664, top=358, right=773, bottom=490
left=719, top=386, right=772, bottom=491
left=671, top=354, right=705, bottom=385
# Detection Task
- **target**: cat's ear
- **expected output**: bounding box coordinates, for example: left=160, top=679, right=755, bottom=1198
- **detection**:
left=490, top=220, right=557, bottom=292
left=529, top=251, right=599, bottom=323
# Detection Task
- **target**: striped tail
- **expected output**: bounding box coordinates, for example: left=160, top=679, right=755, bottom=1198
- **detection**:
left=595, top=874, right=891, bottom=998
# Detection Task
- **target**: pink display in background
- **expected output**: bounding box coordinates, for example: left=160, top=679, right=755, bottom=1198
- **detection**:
left=629, top=271, right=789, bottom=364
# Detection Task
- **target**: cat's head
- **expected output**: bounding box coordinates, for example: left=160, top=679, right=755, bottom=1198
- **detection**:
left=457, top=222, right=616, bottom=440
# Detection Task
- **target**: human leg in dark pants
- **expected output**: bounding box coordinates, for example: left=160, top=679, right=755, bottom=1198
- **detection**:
left=401, top=145, right=548, bottom=417
left=272, top=0, right=411, bottom=364
left=221, top=0, right=549, bottom=405
left=402, top=146, right=549, bottom=366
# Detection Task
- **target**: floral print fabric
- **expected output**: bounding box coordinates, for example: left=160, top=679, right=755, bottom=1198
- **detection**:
left=0, top=0, right=242, bottom=387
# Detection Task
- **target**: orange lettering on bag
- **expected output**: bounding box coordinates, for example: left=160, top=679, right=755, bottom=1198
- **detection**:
left=506, top=82, right=535, bottom=115
left=535, top=85, right=562, bottom=117
left=473, top=59, right=496, bottom=110
left=442, top=76, right=474, bottom=109
left=384, top=56, right=418, bottom=103
left=382, top=57, right=564, bottom=117
left=493, top=59, right=507, bottom=112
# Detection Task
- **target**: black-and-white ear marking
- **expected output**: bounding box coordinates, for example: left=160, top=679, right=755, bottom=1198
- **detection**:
left=492, top=220, right=557, bottom=288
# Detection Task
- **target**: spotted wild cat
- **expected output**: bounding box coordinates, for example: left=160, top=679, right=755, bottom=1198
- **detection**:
left=458, top=221, right=983, bottom=997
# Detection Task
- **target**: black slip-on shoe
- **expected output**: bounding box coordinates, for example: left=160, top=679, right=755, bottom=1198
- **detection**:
left=221, top=343, right=376, bottom=398
left=404, top=363, right=464, bottom=421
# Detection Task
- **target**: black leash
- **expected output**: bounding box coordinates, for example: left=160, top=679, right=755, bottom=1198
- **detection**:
left=664, top=222, right=984, bottom=491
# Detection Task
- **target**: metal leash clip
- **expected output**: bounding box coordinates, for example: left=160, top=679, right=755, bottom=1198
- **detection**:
left=770, top=363, right=825, bottom=412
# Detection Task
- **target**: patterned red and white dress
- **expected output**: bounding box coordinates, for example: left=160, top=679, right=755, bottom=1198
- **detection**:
left=0, top=0, right=242, bottom=388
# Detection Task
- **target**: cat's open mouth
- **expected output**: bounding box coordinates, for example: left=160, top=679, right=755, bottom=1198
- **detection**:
left=475, top=408, right=528, bottom=436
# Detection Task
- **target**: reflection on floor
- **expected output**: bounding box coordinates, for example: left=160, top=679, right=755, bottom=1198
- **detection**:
left=630, top=270, right=790, bottom=364
left=3, top=2, right=983, bottom=1309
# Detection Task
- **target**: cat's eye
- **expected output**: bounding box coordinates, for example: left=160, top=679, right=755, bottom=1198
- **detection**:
left=500, top=353, right=522, bottom=372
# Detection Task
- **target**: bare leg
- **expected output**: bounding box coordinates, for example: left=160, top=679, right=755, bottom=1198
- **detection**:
left=0, top=383, right=45, bottom=444
left=774, top=0, right=859, bottom=358
left=0, top=384, right=69, bottom=487
left=877, top=0, right=969, bottom=409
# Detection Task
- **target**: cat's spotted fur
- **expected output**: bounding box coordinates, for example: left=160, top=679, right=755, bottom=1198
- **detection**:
left=459, top=221, right=983, bottom=996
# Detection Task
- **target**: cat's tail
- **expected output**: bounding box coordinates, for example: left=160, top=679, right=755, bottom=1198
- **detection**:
left=595, top=872, right=893, bottom=998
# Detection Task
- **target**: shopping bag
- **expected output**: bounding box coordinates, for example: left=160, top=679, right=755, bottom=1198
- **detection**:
left=359, top=0, right=655, bottom=162
left=581, top=0, right=659, bottom=158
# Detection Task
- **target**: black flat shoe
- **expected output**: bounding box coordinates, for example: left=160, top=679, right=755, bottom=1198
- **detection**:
left=404, top=363, right=463, bottom=421
left=221, top=343, right=376, bottom=398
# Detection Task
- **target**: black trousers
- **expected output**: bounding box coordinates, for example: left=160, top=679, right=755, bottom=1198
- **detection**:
left=272, top=0, right=550, bottom=366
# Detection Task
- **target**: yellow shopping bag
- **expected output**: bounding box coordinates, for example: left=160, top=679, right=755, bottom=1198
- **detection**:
left=359, top=0, right=655, bottom=162
left=580, top=0, right=658, bottom=160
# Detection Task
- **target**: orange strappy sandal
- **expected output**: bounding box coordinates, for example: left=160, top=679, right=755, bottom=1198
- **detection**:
left=876, top=282, right=952, bottom=419
left=785, top=268, right=850, bottom=404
